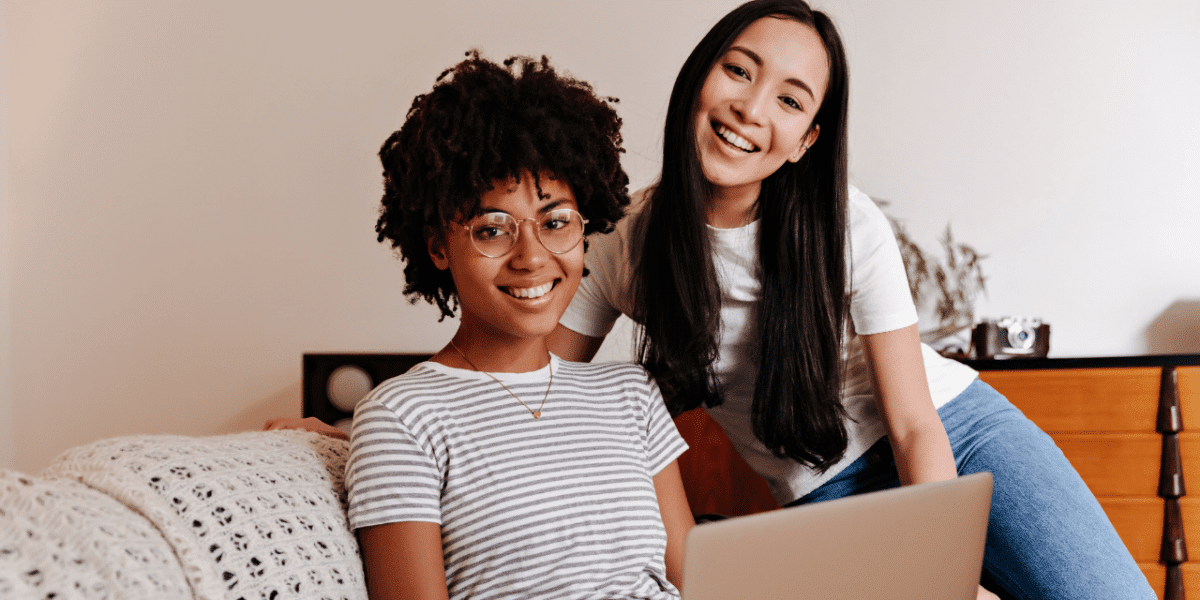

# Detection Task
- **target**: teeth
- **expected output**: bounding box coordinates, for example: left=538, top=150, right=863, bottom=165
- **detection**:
left=506, top=282, right=554, bottom=299
left=715, top=124, right=758, bottom=152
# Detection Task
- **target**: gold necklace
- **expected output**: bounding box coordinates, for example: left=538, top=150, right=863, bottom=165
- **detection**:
left=448, top=340, right=552, bottom=420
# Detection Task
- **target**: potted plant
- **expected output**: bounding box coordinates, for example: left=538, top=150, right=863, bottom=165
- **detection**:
left=880, top=202, right=988, bottom=358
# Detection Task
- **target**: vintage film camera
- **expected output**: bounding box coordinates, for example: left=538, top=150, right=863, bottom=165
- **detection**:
left=972, top=317, right=1050, bottom=359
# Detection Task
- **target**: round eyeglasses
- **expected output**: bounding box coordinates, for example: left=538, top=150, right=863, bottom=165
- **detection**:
left=461, top=209, right=588, bottom=258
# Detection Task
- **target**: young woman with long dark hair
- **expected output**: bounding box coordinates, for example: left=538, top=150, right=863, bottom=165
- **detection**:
left=548, top=1, right=1156, bottom=598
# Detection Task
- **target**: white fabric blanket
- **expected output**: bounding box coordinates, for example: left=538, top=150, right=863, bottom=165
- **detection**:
left=0, top=469, right=193, bottom=599
left=1, top=430, right=367, bottom=600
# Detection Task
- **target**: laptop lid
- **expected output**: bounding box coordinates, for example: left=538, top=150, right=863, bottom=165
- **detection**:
left=681, top=472, right=993, bottom=600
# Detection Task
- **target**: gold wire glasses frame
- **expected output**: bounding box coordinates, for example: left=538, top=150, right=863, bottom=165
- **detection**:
left=460, top=209, right=589, bottom=258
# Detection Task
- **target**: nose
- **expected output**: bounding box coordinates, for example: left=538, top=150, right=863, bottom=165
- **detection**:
left=731, top=84, right=770, bottom=127
left=507, top=219, right=549, bottom=269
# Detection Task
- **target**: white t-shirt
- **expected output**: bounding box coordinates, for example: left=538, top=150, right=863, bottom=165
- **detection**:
left=559, top=186, right=978, bottom=503
left=345, top=356, right=687, bottom=600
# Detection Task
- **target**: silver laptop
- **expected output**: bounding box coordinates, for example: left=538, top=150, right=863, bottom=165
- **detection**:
left=682, top=472, right=993, bottom=600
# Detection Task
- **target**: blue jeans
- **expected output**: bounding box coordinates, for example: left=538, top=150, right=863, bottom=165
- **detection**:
left=790, top=378, right=1156, bottom=600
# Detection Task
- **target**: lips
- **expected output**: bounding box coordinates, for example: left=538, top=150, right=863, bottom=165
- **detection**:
left=713, top=122, right=759, bottom=153
left=503, top=280, right=556, bottom=299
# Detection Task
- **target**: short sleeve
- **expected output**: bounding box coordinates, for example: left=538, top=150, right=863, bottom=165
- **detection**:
left=846, top=187, right=920, bottom=336
left=560, top=229, right=627, bottom=338
left=344, top=397, right=442, bottom=529
left=560, top=189, right=650, bottom=338
left=640, top=374, right=688, bottom=476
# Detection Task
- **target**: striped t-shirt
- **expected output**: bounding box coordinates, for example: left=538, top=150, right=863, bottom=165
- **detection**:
left=345, top=356, right=688, bottom=600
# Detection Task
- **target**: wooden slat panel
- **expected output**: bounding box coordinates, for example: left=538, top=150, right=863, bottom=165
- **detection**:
left=1144, top=562, right=1200, bottom=600
left=1139, top=563, right=1200, bottom=600
left=1175, top=432, right=1200, bottom=496
left=1051, top=433, right=1160, bottom=496
left=975, top=363, right=1200, bottom=600
left=1176, top=365, right=1199, bottom=600
left=1117, top=562, right=1200, bottom=600
left=1175, top=497, right=1200, bottom=556
left=1101, top=497, right=1163, bottom=562
left=980, top=367, right=1159, bottom=432
left=1139, top=563, right=1164, bottom=600
left=979, top=368, right=1160, bottom=432
left=1179, top=366, right=1200, bottom=427
left=1184, top=563, right=1200, bottom=599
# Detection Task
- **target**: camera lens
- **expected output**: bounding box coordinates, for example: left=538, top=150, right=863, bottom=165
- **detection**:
left=1006, top=323, right=1035, bottom=350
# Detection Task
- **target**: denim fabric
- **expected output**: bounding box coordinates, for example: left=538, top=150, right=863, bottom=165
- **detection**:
left=790, top=378, right=1156, bottom=600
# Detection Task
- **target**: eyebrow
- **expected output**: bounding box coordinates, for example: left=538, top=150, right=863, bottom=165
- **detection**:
left=478, top=198, right=573, bottom=215
left=728, top=46, right=815, bottom=100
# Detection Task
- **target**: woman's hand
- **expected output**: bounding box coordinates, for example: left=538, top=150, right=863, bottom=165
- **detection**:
left=977, top=585, right=1001, bottom=599
left=262, top=416, right=349, bottom=441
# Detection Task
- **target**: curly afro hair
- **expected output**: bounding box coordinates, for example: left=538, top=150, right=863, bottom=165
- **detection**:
left=376, top=51, right=630, bottom=320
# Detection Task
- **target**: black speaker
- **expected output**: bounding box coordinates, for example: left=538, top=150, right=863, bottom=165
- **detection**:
left=302, top=353, right=432, bottom=429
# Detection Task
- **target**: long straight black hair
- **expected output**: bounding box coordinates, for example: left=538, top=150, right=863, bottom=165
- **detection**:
left=632, top=0, right=851, bottom=471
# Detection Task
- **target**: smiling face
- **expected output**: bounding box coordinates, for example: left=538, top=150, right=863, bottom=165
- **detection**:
left=694, top=16, right=830, bottom=203
left=428, top=172, right=584, bottom=350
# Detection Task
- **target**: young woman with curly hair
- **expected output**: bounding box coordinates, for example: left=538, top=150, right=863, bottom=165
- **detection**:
left=274, top=52, right=693, bottom=600
left=547, top=1, right=1156, bottom=599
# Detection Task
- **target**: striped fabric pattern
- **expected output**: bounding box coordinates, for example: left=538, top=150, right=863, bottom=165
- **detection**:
left=345, top=356, right=687, bottom=600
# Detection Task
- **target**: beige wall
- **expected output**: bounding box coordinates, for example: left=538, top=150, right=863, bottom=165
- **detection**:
left=4, top=1, right=1198, bottom=471
left=2, top=0, right=734, bottom=472
left=1, top=0, right=13, bottom=470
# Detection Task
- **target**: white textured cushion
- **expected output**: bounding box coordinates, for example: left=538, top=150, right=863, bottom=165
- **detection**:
left=42, top=430, right=367, bottom=600
left=0, top=469, right=193, bottom=600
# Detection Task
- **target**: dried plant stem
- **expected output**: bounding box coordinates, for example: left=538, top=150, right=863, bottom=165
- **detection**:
left=880, top=201, right=988, bottom=347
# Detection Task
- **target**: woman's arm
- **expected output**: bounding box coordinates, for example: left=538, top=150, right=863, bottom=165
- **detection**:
left=547, top=324, right=606, bottom=362
left=358, top=521, right=450, bottom=600
left=859, top=323, right=956, bottom=485
left=652, top=460, right=695, bottom=590
left=862, top=325, right=1001, bottom=600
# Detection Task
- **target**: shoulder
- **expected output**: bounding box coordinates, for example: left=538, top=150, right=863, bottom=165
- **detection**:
left=555, top=360, right=667, bottom=428
left=846, top=185, right=893, bottom=236
left=357, top=364, right=459, bottom=419
left=555, top=359, right=658, bottom=396
left=589, top=185, right=652, bottom=255
left=845, top=185, right=903, bottom=266
left=556, top=357, right=652, bottom=382
left=630, top=185, right=654, bottom=211
left=566, top=187, right=652, bottom=324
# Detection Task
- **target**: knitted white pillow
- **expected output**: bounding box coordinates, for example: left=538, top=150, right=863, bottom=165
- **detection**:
left=0, top=469, right=193, bottom=600
left=42, top=430, right=367, bottom=600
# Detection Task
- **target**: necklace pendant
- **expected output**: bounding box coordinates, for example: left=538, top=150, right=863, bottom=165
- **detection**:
left=447, top=341, right=551, bottom=423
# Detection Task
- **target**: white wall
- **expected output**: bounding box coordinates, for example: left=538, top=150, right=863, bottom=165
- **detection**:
left=4, top=1, right=1198, bottom=472
left=833, top=1, right=1200, bottom=356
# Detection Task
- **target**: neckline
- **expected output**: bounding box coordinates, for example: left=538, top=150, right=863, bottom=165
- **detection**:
left=706, top=219, right=758, bottom=232
left=707, top=220, right=759, bottom=247
left=422, top=355, right=557, bottom=382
